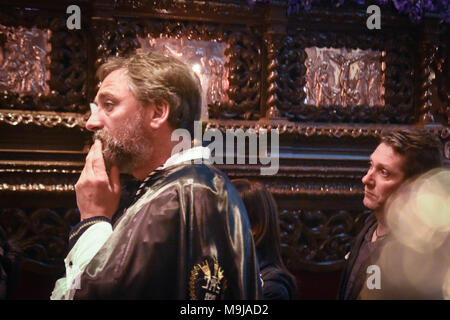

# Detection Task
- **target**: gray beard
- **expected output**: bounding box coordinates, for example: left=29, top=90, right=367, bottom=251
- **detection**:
left=92, top=116, right=151, bottom=174
left=93, top=131, right=133, bottom=173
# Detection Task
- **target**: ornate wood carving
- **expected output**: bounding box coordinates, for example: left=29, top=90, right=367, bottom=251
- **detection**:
left=0, top=25, right=51, bottom=96
left=221, top=26, right=262, bottom=119
left=108, top=0, right=261, bottom=22
left=0, top=1, right=447, bottom=297
left=0, top=109, right=87, bottom=128
left=277, top=27, right=416, bottom=123
left=0, top=206, right=372, bottom=279
left=279, top=208, right=371, bottom=271
left=0, top=6, right=88, bottom=112
left=303, top=47, right=385, bottom=108
left=263, top=5, right=288, bottom=120
left=264, top=28, right=282, bottom=119
left=0, top=166, right=79, bottom=193
left=137, top=36, right=228, bottom=119
left=92, top=17, right=263, bottom=119
left=205, top=119, right=450, bottom=139
left=0, top=208, right=78, bottom=268
left=434, top=24, right=449, bottom=125
left=418, top=44, right=437, bottom=124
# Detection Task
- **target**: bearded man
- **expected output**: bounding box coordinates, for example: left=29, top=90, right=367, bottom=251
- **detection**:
left=51, top=52, right=261, bottom=300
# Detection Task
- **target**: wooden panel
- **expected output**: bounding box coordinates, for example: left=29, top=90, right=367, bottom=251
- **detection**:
left=0, top=0, right=448, bottom=299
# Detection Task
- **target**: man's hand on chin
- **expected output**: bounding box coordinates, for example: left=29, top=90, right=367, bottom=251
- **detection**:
left=75, top=139, right=122, bottom=221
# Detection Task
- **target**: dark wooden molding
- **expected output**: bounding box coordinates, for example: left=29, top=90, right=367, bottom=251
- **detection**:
left=0, top=109, right=87, bottom=128
left=0, top=0, right=448, bottom=281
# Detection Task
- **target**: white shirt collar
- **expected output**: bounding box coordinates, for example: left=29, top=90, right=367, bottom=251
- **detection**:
left=163, top=146, right=211, bottom=169
left=133, top=146, right=212, bottom=199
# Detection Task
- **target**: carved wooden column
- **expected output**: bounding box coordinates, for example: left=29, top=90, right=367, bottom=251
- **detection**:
left=417, top=21, right=440, bottom=125
left=433, top=24, right=449, bottom=126
left=263, top=4, right=287, bottom=120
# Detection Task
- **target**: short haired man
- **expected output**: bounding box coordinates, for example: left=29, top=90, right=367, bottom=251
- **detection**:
left=338, top=129, right=442, bottom=300
left=51, top=52, right=261, bottom=299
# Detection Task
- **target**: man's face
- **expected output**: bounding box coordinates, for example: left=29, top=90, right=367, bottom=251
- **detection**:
left=362, top=143, right=407, bottom=213
left=86, top=69, right=150, bottom=173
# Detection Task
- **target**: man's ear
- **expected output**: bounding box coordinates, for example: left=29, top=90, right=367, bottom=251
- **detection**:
left=146, top=100, right=170, bottom=130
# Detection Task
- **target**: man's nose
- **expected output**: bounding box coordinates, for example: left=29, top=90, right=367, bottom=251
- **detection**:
left=85, top=110, right=104, bottom=132
left=362, top=168, right=374, bottom=186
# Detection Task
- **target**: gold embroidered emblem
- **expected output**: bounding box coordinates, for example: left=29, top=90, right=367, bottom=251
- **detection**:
left=189, top=257, right=227, bottom=300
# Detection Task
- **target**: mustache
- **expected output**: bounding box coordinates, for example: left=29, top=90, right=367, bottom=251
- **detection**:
left=93, top=130, right=119, bottom=148
left=92, top=131, right=128, bottom=172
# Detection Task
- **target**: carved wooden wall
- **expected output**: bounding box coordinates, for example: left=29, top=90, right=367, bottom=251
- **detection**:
left=0, top=0, right=448, bottom=299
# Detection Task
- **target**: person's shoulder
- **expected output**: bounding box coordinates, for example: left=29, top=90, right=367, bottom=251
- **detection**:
left=263, top=282, right=290, bottom=300
left=261, top=267, right=295, bottom=300
left=261, top=265, right=296, bottom=299
left=261, top=265, right=291, bottom=284
left=163, top=163, right=230, bottom=190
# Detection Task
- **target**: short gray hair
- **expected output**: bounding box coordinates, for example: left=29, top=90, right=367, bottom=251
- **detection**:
left=97, top=52, right=202, bottom=136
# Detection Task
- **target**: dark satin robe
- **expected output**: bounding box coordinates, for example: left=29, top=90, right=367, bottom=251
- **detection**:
left=73, top=163, right=262, bottom=300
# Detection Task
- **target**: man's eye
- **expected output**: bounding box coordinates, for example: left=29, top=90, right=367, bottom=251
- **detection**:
left=380, top=169, right=390, bottom=177
left=103, top=102, right=115, bottom=110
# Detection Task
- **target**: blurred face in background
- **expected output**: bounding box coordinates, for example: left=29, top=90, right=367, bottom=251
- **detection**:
left=362, top=142, right=406, bottom=213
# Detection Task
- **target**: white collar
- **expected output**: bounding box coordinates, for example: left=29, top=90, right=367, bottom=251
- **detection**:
left=163, top=146, right=211, bottom=169
left=133, top=146, right=212, bottom=200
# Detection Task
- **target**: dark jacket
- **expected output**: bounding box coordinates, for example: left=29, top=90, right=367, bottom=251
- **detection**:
left=259, top=258, right=296, bottom=300
left=337, top=213, right=448, bottom=300
left=73, top=163, right=262, bottom=299
left=337, top=214, right=378, bottom=300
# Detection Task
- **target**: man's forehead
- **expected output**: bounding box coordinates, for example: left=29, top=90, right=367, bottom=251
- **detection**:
left=95, top=91, right=116, bottom=101
left=94, top=69, right=131, bottom=102
left=371, top=143, right=405, bottom=170
left=98, top=69, right=128, bottom=89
